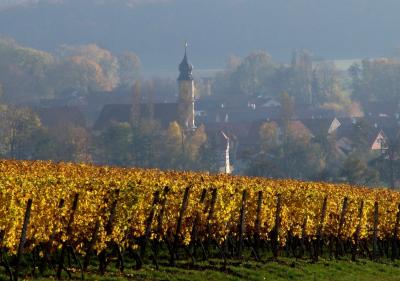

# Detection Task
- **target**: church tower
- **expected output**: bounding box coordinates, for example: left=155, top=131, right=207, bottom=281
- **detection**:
left=177, top=42, right=196, bottom=130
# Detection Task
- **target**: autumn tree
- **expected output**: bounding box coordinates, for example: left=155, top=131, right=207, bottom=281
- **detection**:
left=349, top=58, right=400, bottom=103
left=185, top=124, right=208, bottom=166
left=0, top=105, right=42, bottom=159
left=163, top=121, right=184, bottom=169
left=280, top=91, right=294, bottom=144
left=213, top=51, right=282, bottom=97
left=130, top=80, right=141, bottom=126
left=289, top=49, right=313, bottom=105
left=118, top=51, right=141, bottom=89
left=342, top=154, right=379, bottom=186
left=259, top=122, right=279, bottom=153
left=96, top=122, right=133, bottom=166
left=53, top=44, right=120, bottom=95
left=131, top=118, right=162, bottom=168
left=248, top=116, right=325, bottom=180
left=46, top=125, right=92, bottom=163
left=0, top=37, right=55, bottom=103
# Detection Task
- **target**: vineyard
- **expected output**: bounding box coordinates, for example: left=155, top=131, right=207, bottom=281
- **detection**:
left=0, top=160, right=399, bottom=280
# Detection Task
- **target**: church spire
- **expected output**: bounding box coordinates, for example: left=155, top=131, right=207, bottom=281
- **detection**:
left=178, top=41, right=193, bottom=81
left=177, top=41, right=196, bottom=130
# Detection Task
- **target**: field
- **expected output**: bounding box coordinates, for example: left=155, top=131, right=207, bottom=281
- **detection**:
left=0, top=160, right=399, bottom=280
left=2, top=257, right=400, bottom=281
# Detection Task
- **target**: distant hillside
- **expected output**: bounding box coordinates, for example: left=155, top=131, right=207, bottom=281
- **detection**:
left=1, top=0, right=400, bottom=72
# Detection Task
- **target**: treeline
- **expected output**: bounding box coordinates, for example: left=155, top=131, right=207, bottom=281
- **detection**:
left=2, top=38, right=400, bottom=187
left=214, top=49, right=400, bottom=107
left=0, top=37, right=141, bottom=103
left=213, top=50, right=357, bottom=111
left=0, top=104, right=218, bottom=171
left=220, top=52, right=400, bottom=188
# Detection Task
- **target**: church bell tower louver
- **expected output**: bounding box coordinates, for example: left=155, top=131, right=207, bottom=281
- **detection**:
left=177, top=42, right=196, bottom=130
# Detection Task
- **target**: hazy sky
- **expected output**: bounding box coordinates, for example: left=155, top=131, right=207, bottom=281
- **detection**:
left=1, top=0, right=400, bottom=73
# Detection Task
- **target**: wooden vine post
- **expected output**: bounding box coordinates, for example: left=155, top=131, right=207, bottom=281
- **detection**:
left=237, top=190, right=248, bottom=259
left=189, top=189, right=207, bottom=262
left=57, top=193, right=79, bottom=280
left=170, top=186, right=191, bottom=266
left=391, top=204, right=400, bottom=260
left=253, top=191, right=263, bottom=260
left=336, top=197, right=348, bottom=258
left=14, top=199, right=33, bottom=281
left=372, top=201, right=379, bottom=260
left=272, top=193, right=282, bottom=259
left=83, top=219, right=100, bottom=271
left=156, top=186, right=170, bottom=238
left=151, top=186, right=169, bottom=269
left=351, top=200, right=364, bottom=261
left=313, top=196, right=328, bottom=262
left=99, top=190, right=120, bottom=274
left=85, top=190, right=121, bottom=272
left=205, top=188, right=218, bottom=256
left=299, top=215, right=308, bottom=258
left=43, top=199, right=65, bottom=272
left=140, top=190, right=160, bottom=258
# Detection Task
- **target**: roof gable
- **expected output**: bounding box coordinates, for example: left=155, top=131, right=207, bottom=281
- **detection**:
left=371, top=130, right=388, bottom=150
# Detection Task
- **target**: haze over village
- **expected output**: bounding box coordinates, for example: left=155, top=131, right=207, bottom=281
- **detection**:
left=1, top=0, right=400, bottom=188
left=4, top=2, right=400, bottom=281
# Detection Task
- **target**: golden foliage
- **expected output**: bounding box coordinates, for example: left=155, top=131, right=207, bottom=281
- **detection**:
left=0, top=160, right=398, bottom=255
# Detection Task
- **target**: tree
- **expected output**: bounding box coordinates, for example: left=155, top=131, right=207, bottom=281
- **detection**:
left=96, top=122, right=133, bottom=166
left=0, top=105, right=42, bottom=159
left=185, top=124, right=207, bottom=164
left=196, top=132, right=220, bottom=172
left=259, top=122, right=278, bottom=153
left=144, top=78, right=177, bottom=102
left=163, top=121, right=184, bottom=169
left=0, top=37, right=55, bottom=102
left=118, top=51, right=141, bottom=89
left=342, top=154, right=379, bottom=186
left=52, top=125, right=92, bottom=163
left=350, top=58, right=400, bottom=103
left=247, top=118, right=325, bottom=180
left=351, top=119, right=372, bottom=154
left=53, top=44, right=120, bottom=95
left=212, top=50, right=322, bottom=101
left=229, top=51, right=277, bottom=96
left=349, top=63, right=363, bottom=101
left=29, top=128, right=60, bottom=160
left=280, top=92, right=294, bottom=121
left=289, top=49, right=313, bottom=105
left=131, top=118, right=162, bottom=168
left=369, top=131, right=400, bottom=189
left=61, top=44, right=120, bottom=89
left=130, top=80, right=141, bottom=126
left=280, top=91, right=294, bottom=142
left=51, top=56, right=106, bottom=95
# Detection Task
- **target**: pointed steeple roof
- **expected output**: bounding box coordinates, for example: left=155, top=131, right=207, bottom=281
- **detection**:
left=178, top=42, right=193, bottom=81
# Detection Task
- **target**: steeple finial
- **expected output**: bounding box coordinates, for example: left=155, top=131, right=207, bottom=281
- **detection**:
left=184, top=41, right=188, bottom=55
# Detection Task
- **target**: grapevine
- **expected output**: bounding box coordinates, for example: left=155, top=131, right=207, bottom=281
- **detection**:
left=0, top=159, right=399, bottom=279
